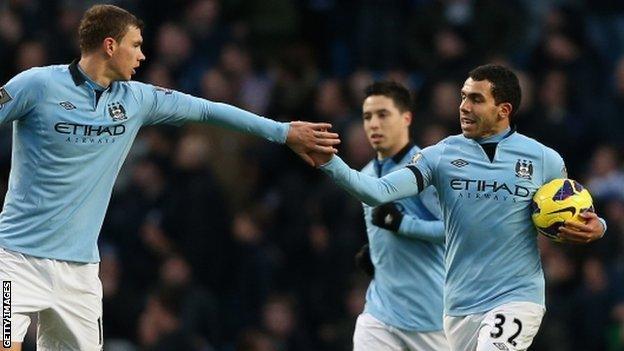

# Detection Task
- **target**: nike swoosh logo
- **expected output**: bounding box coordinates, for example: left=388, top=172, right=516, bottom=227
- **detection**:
left=547, top=206, right=576, bottom=216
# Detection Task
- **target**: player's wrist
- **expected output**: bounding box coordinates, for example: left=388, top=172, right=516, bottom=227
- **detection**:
left=597, top=217, right=607, bottom=238
left=318, top=154, right=338, bottom=169
left=389, top=212, right=403, bottom=232
left=282, top=121, right=292, bottom=144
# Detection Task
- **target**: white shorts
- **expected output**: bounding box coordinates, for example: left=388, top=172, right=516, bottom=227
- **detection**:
left=353, top=313, right=450, bottom=351
left=444, top=301, right=545, bottom=351
left=0, top=247, right=103, bottom=350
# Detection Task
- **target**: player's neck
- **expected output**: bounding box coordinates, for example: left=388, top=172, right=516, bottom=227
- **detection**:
left=78, top=55, right=114, bottom=88
left=478, top=121, right=510, bottom=139
left=476, top=124, right=512, bottom=144
left=377, top=139, right=410, bottom=160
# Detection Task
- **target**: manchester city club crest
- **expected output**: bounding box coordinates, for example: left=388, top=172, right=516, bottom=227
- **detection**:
left=107, top=102, right=127, bottom=122
left=515, top=159, right=533, bottom=179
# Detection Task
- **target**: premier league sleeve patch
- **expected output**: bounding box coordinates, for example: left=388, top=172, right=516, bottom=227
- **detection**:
left=0, top=86, right=12, bottom=109
left=410, top=152, right=423, bottom=165
left=154, top=86, right=173, bottom=95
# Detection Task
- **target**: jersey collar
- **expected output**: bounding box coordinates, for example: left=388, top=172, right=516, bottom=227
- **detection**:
left=475, top=125, right=515, bottom=144
left=69, top=59, right=108, bottom=91
left=373, top=141, right=414, bottom=177
left=374, top=141, right=415, bottom=163
left=391, top=141, right=415, bottom=164
left=69, top=59, right=86, bottom=86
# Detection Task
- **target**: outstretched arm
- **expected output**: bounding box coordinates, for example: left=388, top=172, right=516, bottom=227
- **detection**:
left=140, top=85, right=340, bottom=165
left=315, top=155, right=422, bottom=206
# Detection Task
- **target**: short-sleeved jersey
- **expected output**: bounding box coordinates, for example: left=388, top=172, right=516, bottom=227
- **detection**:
left=362, top=144, right=445, bottom=331
left=0, top=62, right=289, bottom=263
left=319, top=130, right=567, bottom=316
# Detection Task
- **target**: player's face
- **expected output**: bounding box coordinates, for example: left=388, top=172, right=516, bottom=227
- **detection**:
left=110, top=25, right=145, bottom=81
left=362, top=95, right=411, bottom=158
left=459, top=78, right=509, bottom=139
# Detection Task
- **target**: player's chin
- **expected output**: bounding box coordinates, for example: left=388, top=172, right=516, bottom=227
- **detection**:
left=461, top=129, right=478, bottom=139
left=116, top=72, right=132, bottom=81
left=127, top=68, right=138, bottom=80
left=368, top=139, right=382, bottom=149
left=372, top=140, right=388, bottom=151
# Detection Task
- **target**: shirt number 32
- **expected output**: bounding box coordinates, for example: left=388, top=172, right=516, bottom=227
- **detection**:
left=490, top=313, right=523, bottom=347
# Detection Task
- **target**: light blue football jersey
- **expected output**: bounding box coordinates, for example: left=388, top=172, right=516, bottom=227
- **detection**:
left=0, top=62, right=289, bottom=263
left=320, top=128, right=578, bottom=316
left=362, top=143, right=445, bottom=331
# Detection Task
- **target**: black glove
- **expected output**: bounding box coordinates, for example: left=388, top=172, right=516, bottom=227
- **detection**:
left=354, top=244, right=374, bottom=278
left=371, top=202, right=403, bottom=232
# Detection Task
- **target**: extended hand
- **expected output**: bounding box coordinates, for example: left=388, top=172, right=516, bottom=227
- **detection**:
left=371, top=202, right=403, bottom=232
left=558, top=211, right=605, bottom=244
left=286, top=121, right=340, bottom=166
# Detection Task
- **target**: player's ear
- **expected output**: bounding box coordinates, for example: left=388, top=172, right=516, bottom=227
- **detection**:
left=498, top=102, right=512, bottom=120
left=103, top=37, right=116, bottom=57
left=403, top=110, right=412, bottom=126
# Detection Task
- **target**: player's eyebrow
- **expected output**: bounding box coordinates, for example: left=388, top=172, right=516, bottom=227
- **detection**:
left=373, top=108, right=390, bottom=114
left=461, top=90, right=485, bottom=99
left=362, top=108, right=389, bottom=118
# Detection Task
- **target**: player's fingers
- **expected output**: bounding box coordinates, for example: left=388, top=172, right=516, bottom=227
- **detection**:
left=313, top=131, right=340, bottom=139
left=314, top=138, right=341, bottom=146
left=308, top=122, right=333, bottom=130
left=562, top=220, right=591, bottom=232
left=558, top=226, right=592, bottom=241
left=312, top=145, right=338, bottom=154
left=560, top=225, right=602, bottom=243
left=579, top=211, right=598, bottom=220
left=558, top=225, right=584, bottom=236
left=558, top=227, right=589, bottom=240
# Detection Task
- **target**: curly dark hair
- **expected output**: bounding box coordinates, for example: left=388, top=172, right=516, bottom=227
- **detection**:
left=469, top=64, right=521, bottom=118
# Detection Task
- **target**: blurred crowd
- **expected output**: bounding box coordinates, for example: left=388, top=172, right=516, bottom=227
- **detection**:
left=1, top=0, right=624, bottom=350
